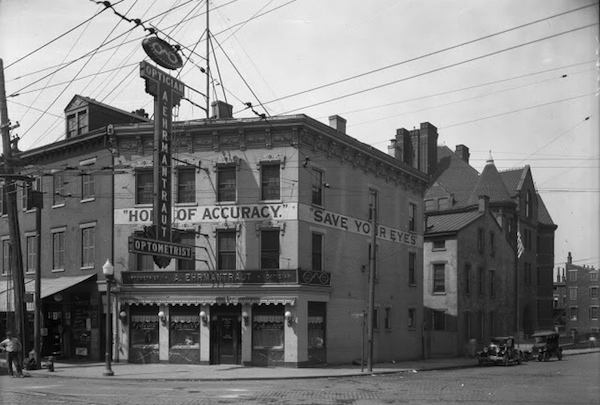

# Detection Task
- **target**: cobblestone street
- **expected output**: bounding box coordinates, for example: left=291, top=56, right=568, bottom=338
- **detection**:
left=2, top=353, right=598, bottom=405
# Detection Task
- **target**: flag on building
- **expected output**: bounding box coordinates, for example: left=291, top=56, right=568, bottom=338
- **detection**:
left=516, top=225, right=525, bottom=258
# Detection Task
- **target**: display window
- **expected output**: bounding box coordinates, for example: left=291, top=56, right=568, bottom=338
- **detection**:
left=169, top=315, right=200, bottom=348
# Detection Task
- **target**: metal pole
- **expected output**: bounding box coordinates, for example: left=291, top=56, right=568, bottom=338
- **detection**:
left=205, top=0, right=210, bottom=118
left=103, top=278, right=114, bottom=376
left=367, top=192, right=377, bottom=372
left=34, top=201, right=41, bottom=368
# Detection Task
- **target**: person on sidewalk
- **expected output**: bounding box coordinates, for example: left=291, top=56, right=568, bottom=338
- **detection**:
left=0, top=331, right=24, bottom=377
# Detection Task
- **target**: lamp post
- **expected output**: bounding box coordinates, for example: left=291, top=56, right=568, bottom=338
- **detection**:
left=102, top=259, right=115, bottom=376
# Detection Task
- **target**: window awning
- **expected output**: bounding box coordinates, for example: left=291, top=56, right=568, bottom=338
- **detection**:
left=0, top=274, right=96, bottom=312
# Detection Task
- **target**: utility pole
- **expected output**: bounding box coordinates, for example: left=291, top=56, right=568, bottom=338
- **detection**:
left=367, top=191, right=377, bottom=372
left=0, top=58, right=28, bottom=355
left=205, top=0, right=210, bottom=119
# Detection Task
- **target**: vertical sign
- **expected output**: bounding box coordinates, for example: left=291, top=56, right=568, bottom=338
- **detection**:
left=139, top=61, right=185, bottom=268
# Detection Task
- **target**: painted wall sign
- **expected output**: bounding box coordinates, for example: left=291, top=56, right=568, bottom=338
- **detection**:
left=115, top=203, right=298, bottom=224
left=142, top=37, right=183, bottom=70
left=301, top=204, right=423, bottom=247
left=140, top=61, right=185, bottom=268
left=121, top=269, right=331, bottom=286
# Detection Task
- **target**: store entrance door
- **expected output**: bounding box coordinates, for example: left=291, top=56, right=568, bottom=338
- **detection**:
left=214, top=315, right=240, bottom=364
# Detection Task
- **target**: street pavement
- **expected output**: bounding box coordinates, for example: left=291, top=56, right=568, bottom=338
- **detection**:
left=2, top=347, right=597, bottom=381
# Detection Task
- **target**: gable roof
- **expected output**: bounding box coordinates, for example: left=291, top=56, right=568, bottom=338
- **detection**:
left=428, top=146, right=480, bottom=207
left=537, top=192, right=555, bottom=226
left=425, top=211, right=483, bottom=235
left=499, top=166, right=530, bottom=197
left=64, top=94, right=150, bottom=123
left=467, top=153, right=513, bottom=205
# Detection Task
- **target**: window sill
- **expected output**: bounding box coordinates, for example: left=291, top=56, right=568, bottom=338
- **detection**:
left=52, top=203, right=66, bottom=209
left=80, top=198, right=95, bottom=203
left=407, top=327, right=417, bottom=331
left=433, top=292, right=446, bottom=295
left=51, top=269, right=65, bottom=273
left=432, top=248, right=446, bottom=252
left=175, top=202, right=198, bottom=207
left=408, top=283, right=417, bottom=287
left=215, top=201, right=238, bottom=205
left=80, top=266, right=94, bottom=271
left=260, top=199, right=282, bottom=204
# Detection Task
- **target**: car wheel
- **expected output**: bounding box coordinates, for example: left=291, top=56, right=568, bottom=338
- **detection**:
left=517, top=355, right=522, bottom=365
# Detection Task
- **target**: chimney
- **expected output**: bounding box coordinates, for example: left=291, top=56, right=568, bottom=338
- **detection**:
left=567, top=252, right=572, bottom=265
left=388, top=128, right=410, bottom=162
left=478, top=195, right=489, bottom=213
left=211, top=100, right=233, bottom=119
left=328, top=115, right=346, bottom=134
left=455, top=144, right=470, bottom=163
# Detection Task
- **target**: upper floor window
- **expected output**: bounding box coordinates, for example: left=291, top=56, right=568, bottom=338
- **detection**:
left=217, top=165, right=236, bottom=202
left=81, top=226, right=95, bottom=268
left=569, top=271, right=577, bottom=282
left=408, top=203, right=416, bottom=232
left=261, top=163, right=280, bottom=201
left=177, top=167, right=196, bottom=203
left=52, top=230, right=66, bottom=270
left=261, top=230, right=280, bottom=269
left=464, top=264, right=471, bottom=295
left=67, top=110, right=88, bottom=138
left=590, top=287, right=599, bottom=299
left=570, top=307, right=578, bottom=320
left=311, top=233, right=323, bottom=271
left=525, top=190, right=532, bottom=218
left=433, top=263, right=445, bottom=293
left=384, top=307, right=391, bottom=330
left=408, top=252, right=416, bottom=285
left=217, top=230, right=236, bottom=270
left=53, top=175, right=66, bottom=205
left=432, top=239, right=445, bottom=250
left=133, top=232, right=153, bottom=271
left=524, top=263, right=532, bottom=285
left=312, top=169, right=323, bottom=205
left=408, top=308, right=416, bottom=329
left=590, top=272, right=598, bottom=282
left=489, top=270, right=495, bottom=297
left=26, top=235, right=37, bottom=274
left=477, top=227, right=484, bottom=254
left=177, top=231, right=195, bottom=271
left=590, top=307, right=599, bottom=320
left=372, top=307, right=380, bottom=330
left=82, top=173, right=95, bottom=200
left=135, top=169, right=153, bottom=205
left=478, top=267, right=485, bottom=295
left=489, top=232, right=495, bottom=256
left=1, top=240, right=10, bottom=275
left=0, top=187, right=6, bottom=215
left=569, top=287, right=578, bottom=301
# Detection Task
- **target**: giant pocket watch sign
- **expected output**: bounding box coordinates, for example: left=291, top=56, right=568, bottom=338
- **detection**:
left=142, top=36, right=183, bottom=70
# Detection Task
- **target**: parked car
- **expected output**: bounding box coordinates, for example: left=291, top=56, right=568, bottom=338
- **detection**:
left=531, top=331, right=563, bottom=361
left=477, top=336, right=523, bottom=366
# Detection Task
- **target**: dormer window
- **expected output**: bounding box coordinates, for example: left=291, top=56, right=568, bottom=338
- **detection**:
left=67, top=109, right=88, bottom=138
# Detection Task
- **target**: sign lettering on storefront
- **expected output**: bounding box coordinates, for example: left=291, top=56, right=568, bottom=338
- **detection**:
left=129, top=236, right=195, bottom=260
left=121, top=269, right=331, bottom=286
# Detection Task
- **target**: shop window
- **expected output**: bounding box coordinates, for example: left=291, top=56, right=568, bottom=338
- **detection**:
left=261, top=230, right=279, bottom=269
left=308, top=302, right=326, bottom=350
left=311, top=169, right=323, bottom=205
left=177, top=167, right=196, bottom=203
left=217, top=165, right=236, bottom=202
left=81, top=173, right=95, bottom=200
left=135, top=169, right=153, bottom=205
left=261, top=163, right=280, bottom=200
left=177, top=231, right=195, bottom=271
left=169, top=314, right=200, bottom=348
left=26, top=235, right=37, bottom=274
left=81, top=227, right=95, bottom=268
left=408, top=252, right=416, bottom=285
left=217, top=230, right=236, bottom=270
left=312, top=233, right=323, bottom=271
left=432, top=310, right=446, bottom=331
left=433, top=263, right=445, bottom=293
left=408, top=308, right=416, bottom=329
left=52, top=230, right=65, bottom=270
left=253, top=314, right=284, bottom=349
left=130, top=314, right=159, bottom=347
left=53, top=175, right=66, bottom=205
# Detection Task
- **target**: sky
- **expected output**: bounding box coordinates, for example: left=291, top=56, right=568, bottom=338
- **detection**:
left=0, top=0, right=598, bottom=272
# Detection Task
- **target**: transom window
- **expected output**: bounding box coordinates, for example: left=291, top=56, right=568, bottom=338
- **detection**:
left=261, top=163, right=280, bottom=200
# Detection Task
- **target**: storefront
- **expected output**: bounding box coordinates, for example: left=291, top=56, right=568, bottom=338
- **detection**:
left=117, top=269, right=331, bottom=367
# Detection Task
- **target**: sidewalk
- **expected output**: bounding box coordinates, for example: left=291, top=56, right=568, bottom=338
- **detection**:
left=3, top=348, right=598, bottom=381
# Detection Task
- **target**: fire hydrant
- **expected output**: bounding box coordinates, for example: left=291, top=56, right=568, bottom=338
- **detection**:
left=47, top=356, right=55, bottom=372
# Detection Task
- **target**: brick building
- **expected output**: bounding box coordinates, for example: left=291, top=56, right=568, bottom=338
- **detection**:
left=1, top=96, right=430, bottom=366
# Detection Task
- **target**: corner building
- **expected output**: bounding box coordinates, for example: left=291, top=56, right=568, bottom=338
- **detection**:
left=112, top=108, right=429, bottom=366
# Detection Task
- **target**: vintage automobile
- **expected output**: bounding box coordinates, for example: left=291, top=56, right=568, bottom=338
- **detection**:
left=477, top=336, right=523, bottom=366
left=531, top=331, right=563, bottom=361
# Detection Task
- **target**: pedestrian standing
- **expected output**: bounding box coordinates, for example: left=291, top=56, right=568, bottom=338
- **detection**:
left=0, top=331, right=24, bottom=377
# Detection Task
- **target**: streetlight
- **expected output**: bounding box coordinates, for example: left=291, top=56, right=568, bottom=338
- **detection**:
left=102, top=259, right=115, bottom=376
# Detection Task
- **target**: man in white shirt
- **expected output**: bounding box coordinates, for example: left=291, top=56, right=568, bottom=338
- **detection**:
left=0, top=331, right=24, bottom=377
